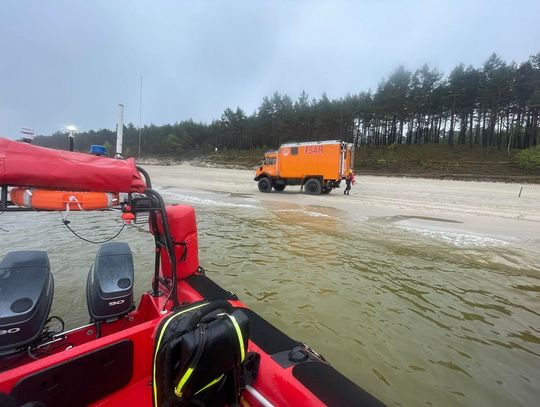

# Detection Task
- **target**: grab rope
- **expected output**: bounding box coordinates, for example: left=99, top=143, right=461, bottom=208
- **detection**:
left=61, top=195, right=84, bottom=224
left=176, top=240, right=188, bottom=263
left=62, top=220, right=126, bottom=244
left=59, top=194, right=126, bottom=244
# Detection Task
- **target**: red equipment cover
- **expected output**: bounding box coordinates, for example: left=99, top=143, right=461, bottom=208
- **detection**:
left=152, top=205, right=200, bottom=279
left=0, top=138, right=146, bottom=193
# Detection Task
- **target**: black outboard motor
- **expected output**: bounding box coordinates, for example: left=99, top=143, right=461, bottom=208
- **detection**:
left=86, top=242, right=134, bottom=322
left=0, top=251, right=54, bottom=356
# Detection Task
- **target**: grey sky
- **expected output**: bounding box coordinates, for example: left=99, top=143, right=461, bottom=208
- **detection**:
left=1, top=0, right=539, bottom=138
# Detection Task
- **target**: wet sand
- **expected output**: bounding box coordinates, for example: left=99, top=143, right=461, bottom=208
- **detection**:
left=146, top=163, right=540, bottom=244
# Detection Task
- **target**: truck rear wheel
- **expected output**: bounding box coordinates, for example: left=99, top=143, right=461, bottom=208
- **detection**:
left=258, top=177, right=272, bottom=193
left=304, top=178, right=322, bottom=195
left=273, top=184, right=286, bottom=192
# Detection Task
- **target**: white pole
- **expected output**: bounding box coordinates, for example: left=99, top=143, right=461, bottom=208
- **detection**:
left=138, top=76, right=143, bottom=160
left=245, top=386, right=274, bottom=407
left=116, top=103, right=124, bottom=158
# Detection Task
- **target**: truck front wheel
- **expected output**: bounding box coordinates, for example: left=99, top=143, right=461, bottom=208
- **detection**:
left=304, top=178, right=322, bottom=195
left=258, top=177, right=272, bottom=193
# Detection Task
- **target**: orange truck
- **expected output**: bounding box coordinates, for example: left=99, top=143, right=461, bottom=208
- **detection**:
left=254, top=140, right=354, bottom=194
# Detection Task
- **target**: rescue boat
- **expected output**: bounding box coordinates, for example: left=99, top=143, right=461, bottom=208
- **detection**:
left=0, top=138, right=384, bottom=407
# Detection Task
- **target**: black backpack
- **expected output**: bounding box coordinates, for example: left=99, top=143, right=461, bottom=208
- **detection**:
left=152, top=300, right=258, bottom=407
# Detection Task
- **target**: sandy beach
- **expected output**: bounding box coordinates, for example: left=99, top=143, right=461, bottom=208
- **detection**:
left=146, top=163, right=540, bottom=244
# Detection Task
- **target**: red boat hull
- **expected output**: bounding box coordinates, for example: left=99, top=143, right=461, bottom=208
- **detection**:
left=0, top=275, right=379, bottom=406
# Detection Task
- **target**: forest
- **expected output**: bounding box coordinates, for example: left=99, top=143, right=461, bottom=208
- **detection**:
left=34, top=53, right=539, bottom=158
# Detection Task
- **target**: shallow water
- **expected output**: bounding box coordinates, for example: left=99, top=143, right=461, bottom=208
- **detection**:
left=1, top=189, right=539, bottom=406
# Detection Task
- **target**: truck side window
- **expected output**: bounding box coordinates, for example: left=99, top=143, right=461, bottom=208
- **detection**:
left=291, top=147, right=298, bottom=155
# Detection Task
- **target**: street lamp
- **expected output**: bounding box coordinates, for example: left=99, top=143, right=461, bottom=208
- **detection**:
left=66, top=125, right=78, bottom=152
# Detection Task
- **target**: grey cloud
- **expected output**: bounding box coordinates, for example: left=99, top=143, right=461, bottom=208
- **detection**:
left=1, top=0, right=539, bottom=138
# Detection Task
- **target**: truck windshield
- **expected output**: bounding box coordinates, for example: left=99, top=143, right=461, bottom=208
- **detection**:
left=264, top=157, right=276, bottom=165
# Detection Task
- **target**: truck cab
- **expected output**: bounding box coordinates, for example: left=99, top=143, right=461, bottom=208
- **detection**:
left=255, top=151, right=278, bottom=178
left=254, top=151, right=280, bottom=193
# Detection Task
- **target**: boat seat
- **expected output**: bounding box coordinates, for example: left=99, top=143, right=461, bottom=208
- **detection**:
left=10, top=340, right=133, bottom=407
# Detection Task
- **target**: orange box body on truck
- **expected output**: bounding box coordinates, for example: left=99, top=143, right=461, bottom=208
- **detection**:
left=254, top=140, right=354, bottom=194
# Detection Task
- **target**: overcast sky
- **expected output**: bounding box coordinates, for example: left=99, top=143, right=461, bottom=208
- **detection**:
left=1, top=0, right=539, bottom=138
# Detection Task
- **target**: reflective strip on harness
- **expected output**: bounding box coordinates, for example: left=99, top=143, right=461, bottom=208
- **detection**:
left=226, top=314, right=245, bottom=362
left=194, top=374, right=225, bottom=396
left=174, top=367, right=194, bottom=397
left=152, top=302, right=208, bottom=407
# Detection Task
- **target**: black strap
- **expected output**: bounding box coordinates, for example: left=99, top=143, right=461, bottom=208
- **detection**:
left=174, top=240, right=188, bottom=263
left=241, top=352, right=260, bottom=388
left=183, top=301, right=233, bottom=332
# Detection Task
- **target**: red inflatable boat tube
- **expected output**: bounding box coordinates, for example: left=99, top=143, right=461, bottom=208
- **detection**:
left=0, top=138, right=146, bottom=193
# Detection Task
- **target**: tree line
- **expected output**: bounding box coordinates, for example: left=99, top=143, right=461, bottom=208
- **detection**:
left=35, top=53, right=540, bottom=156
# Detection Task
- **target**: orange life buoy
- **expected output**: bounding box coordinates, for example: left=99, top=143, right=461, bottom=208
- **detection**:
left=10, top=188, right=119, bottom=211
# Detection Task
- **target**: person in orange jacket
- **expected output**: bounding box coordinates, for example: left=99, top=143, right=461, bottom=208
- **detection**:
left=344, top=169, right=355, bottom=195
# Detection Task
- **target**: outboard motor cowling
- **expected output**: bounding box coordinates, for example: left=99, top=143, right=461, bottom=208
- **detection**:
left=0, top=251, right=53, bottom=356
left=87, top=242, right=134, bottom=321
